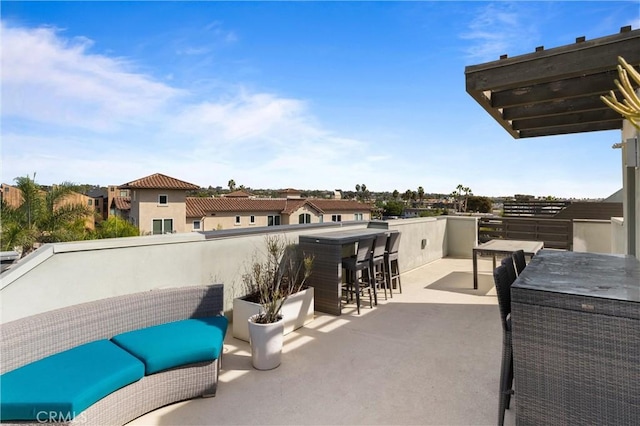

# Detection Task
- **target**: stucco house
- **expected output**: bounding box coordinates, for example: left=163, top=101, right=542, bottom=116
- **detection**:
left=117, top=173, right=200, bottom=235
left=185, top=190, right=372, bottom=231
left=113, top=174, right=372, bottom=233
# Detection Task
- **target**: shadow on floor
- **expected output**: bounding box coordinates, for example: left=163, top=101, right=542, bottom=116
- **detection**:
left=425, top=271, right=495, bottom=296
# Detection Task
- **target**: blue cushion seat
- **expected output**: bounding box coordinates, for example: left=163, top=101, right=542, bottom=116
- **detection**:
left=111, top=316, right=228, bottom=375
left=0, top=340, right=145, bottom=422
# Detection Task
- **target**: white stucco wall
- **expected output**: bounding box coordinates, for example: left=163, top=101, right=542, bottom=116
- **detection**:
left=0, top=217, right=476, bottom=323
left=444, top=216, right=478, bottom=258
left=611, top=217, right=626, bottom=254
left=573, top=220, right=612, bottom=254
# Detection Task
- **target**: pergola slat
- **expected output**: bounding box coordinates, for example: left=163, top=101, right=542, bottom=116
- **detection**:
left=465, top=27, right=640, bottom=139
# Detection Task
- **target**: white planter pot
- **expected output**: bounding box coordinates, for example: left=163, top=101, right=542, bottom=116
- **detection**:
left=232, top=287, right=314, bottom=342
left=248, top=314, right=284, bottom=370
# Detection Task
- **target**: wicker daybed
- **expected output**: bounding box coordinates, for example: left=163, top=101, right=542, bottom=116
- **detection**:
left=0, top=285, right=227, bottom=425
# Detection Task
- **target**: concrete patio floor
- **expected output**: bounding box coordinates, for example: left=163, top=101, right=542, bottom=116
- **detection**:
left=128, top=257, right=515, bottom=426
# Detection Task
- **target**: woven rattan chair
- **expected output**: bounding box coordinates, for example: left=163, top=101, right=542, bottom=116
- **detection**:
left=384, top=232, right=402, bottom=294
left=494, top=259, right=517, bottom=426
left=512, top=249, right=526, bottom=275
left=343, top=236, right=375, bottom=314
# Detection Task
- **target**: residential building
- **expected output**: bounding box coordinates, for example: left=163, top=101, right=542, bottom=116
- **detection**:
left=107, top=185, right=131, bottom=218
left=117, top=173, right=200, bottom=235
left=186, top=191, right=371, bottom=231
left=0, top=184, right=23, bottom=208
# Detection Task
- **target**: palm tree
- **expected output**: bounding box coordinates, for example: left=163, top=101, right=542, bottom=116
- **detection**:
left=417, top=186, right=425, bottom=206
left=461, top=186, right=473, bottom=213
left=38, top=183, right=94, bottom=243
left=228, top=179, right=236, bottom=191
left=361, top=184, right=369, bottom=202
left=1, top=175, right=93, bottom=256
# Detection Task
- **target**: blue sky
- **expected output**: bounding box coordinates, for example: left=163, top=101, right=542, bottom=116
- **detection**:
left=1, top=1, right=638, bottom=198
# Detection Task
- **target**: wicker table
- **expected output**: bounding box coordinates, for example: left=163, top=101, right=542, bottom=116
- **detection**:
left=299, top=228, right=397, bottom=315
left=472, top=239, right=543, bottom=289
left=511, top=250, right=640, bottom=425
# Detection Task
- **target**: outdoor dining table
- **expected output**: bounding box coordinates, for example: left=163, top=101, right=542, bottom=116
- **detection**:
left=472, top=239, right=543, bottom=289
left=299, top=228, right=397, bottom=315
left=511, top=250, right=639, bottom=425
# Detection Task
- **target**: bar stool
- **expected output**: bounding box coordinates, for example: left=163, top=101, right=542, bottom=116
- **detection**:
left=370, top=233, right=389, bottom=302
left=384, top=232, right=402, bottom=294
left=512, top=249, right=526, bottom=275
left=342, top=236, right=375, bottom=314
left=494, top=256, right=517, bottom=426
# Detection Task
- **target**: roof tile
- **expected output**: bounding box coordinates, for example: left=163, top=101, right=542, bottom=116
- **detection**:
left=119, top=173, right=200, bottom=190
left=185, top=197, right=371, bottom=218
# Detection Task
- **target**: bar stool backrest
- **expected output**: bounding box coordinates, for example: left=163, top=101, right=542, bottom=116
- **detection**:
left=500, top=256, right=517, bottom=285
left=372, top=234, right=388, bottom=260
left=386, top=232, right=401, bottom=255
left=494, top=260, right=516, bottom=332
left=512, top=249, right=526, bottom=275
left=356, top=237, right=375, bottom=264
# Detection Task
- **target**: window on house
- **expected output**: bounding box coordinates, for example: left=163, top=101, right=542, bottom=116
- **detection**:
left=158, top=194, right=168, bottom=205
left=267, top=215, right=281, bottom=226
left=355, top=213, right=363, bottom=221
left=152, top=218, right=173, bottom=235
left=332, top=214, right=342, bottom=222
left=319, top=216, right=324, bottom=223
left=250, top=215, right=256, bottom=225
left=235, top=216, right=241, bottom=225
left=120, top=190, right=127, bottom=197
left=299, top=213, right=311, bottom=224
left=88, top=199, right=93, bottom=206
left=110, top=187, right=115, bottom=192
left=193, top=220, right=201, bottom=231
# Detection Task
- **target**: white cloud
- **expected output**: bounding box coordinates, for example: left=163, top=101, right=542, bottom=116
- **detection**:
left=460, top=2, right=538, bottom=62
left=1, top=22, right=183, bottom=132
left=0, top=21, right=379, bottom=189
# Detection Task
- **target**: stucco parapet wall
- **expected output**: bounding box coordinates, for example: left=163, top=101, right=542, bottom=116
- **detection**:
left=201, top=221, right=364, bottom=240
left=0, top=233, right=205, bottom=291
left=611, top=217, right=625, bottom=225
left=443, top=215, right=478, bottom=222
left=573, top=219, right=612, bottom=224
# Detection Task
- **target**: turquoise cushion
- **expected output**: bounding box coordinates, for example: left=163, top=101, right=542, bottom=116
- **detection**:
left=111, top=316, right=228, bottom=375
left=0, top=340, right=144, bottom=422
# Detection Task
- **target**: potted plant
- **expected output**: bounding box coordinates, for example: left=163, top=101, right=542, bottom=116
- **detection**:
left=235, top=235, right=313, bottom=370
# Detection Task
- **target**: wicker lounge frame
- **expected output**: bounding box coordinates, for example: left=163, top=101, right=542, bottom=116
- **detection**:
left=0, top=285, right=225, bottom=426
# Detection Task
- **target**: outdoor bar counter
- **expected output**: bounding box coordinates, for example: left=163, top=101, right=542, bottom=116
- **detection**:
left=299, top=228, right=397, bottom=315
left=511, top=250, right=640, bottom=425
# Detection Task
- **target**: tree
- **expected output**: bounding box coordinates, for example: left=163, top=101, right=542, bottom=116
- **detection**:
left=392, top=189, right=399, bottom=200
left=452, top=184, right=473, bottom=212
left=466, top=196, right=493, bottom=213
left=228, top=179, right=236, bottom=191
left=0, top=174, right=93, bottom=256
left=361, top=184, right=369, bottom=202
left=94, top=216, right=140, bottom=239
left=417, top=186, right=425, bottom=206
left=383, top=200, right=404, bottom=217
left=355, top=183, right=370, bottom=202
